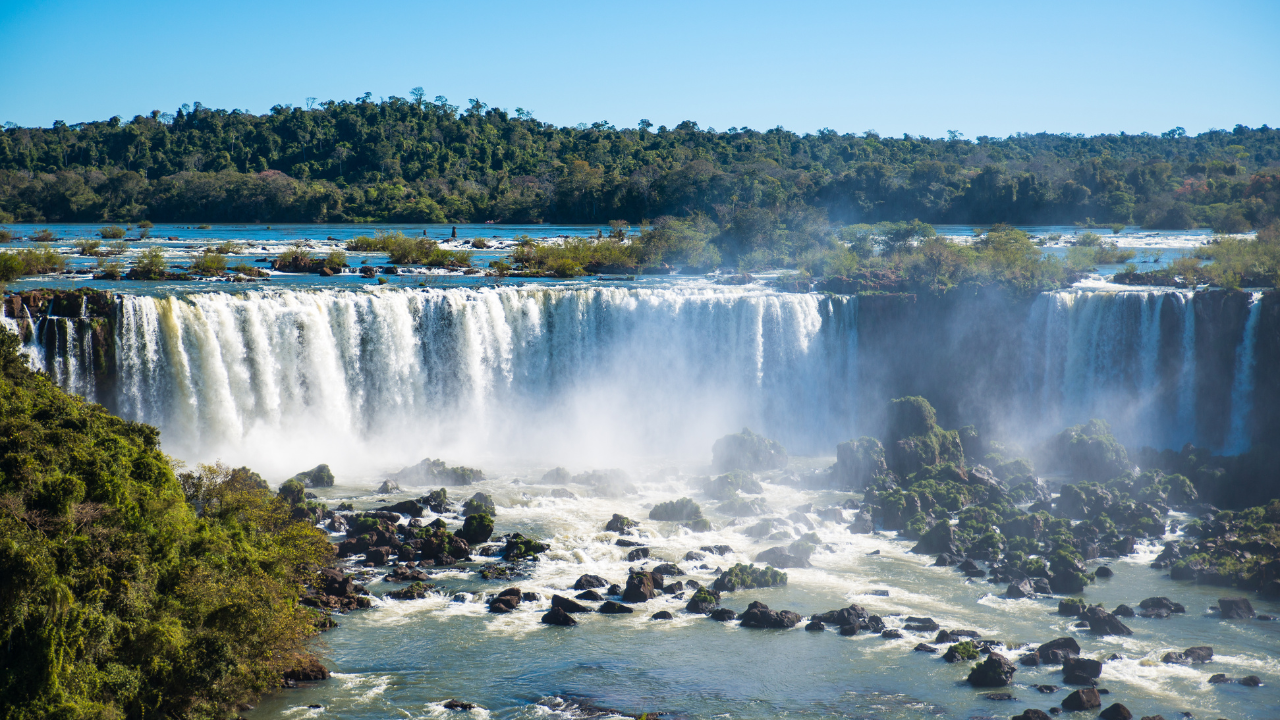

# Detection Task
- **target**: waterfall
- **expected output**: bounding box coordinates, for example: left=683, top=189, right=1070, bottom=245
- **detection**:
left=6, top=285, right=1257, bottom=477
left=1224, top=293, right=1263, bottom=454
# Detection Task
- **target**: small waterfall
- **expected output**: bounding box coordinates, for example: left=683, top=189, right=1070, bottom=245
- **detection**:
left=1224, top=293, right=1263, bottom=454
left=1174, top=292, right=1197, bottom=446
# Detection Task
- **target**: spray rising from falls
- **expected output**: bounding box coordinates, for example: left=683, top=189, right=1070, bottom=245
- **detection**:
left=5, top=285, right=1263, bottom=475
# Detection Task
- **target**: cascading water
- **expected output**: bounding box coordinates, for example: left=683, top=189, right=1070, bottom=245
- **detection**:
left=1224, top=292, right=1263, bottom=454
left=7, top=285, right=1262, bottom=475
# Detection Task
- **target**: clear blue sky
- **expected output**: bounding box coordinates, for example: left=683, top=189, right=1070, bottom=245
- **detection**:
left=1, top=0, right=1277, bottom=137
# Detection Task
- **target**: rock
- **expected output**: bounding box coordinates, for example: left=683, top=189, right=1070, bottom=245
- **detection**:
left=881, top=629, right=903, bottom=639
left=966, top=652, right=1017, bottom=687
left=903, top=616, right=940, bottom=632
left=541, top=607, right=577, bottom=626
left=522, top=592, right=540, bottom=602
left=605, top=513, right=638, bottom=533
left=1012, top=711, right=1052, bottom=720
left=443, top=699, right=478, bottom=710
left=1162, top=646, right=1213, bottom=664
left=1218, top=596, right=1255, bottom=619
left=982, top=692, right=1016, bottom=701
left=455, top=513, right=494, bottom=545
left=626, top=547, right=651, bottom=562
left=1113, top=604, right=1135, bottom=617
left=283, top=653, right=331, bottom=682
left=388, top=457, right=484, bottom=486
left=685, top=550, right=707, bottom=561
left=1098, top=703, right=1132, bottom=720
left=1061, top=688, right=1101, bottom=711
left=461, top=492, right=496, bottom=517
left=712, top=427, right=788, bottom=472
left=839, top=624, right=860, bottom=636
left=623, top=571, right=658, bottom=602
left=651, top=611, right=674, bottom=620
left=573, top=574, right=609, bottom=590
left=376, top=479, right=400, bottom=494
left=615, top=538, right=643, bottom=547
left=700, top=545, right=734, bottom=555
left=1062, top=656, right=1103, bottom=681
left=1138, top=597, right=1177, bottom=612
left=1058, top=598, right=1087, bottom=616
left=551, top=595, right=592, bottom=613
left=811, top=603, right=870, bottom=629
left=831, top=437, right=888, bottom=490
left=754, top=546, right=810, bottom=569
left=653, top=563, right=683, bottom=576
left=1080, top=605, right=1133, bottom=636
left=911, top=522, right=962, bottom=556
left=649, top=498, right=703, bottom=522
left=1240, top=675, right=1262, bottom=686
left=1019, top=653, right=1041, bottom=667
left=488, top=596, right=518, bottom=613
left=1208, top=673, right=1230, bottom=684
left=291, top=464, right=336, bottom=488
left=1006, top=580, right=1035, bottom=598
left=1095, top=566, right=1114, bottom=578
left=914, top=643, right=938, bottom=653
left=708, top=607, right=737, bottom=621
left=598, top=601, right=634, bottom=614
left=606, top=583, right=622, bottom=596
left=419, top=488, right=451, bottom=514
left=1036, top=637, right=1081, bottom=664
left=805, top=621, right=826, bottom=632
left=739, top=601, right=803, bottom=629
left=575, top=590, right=605, bottom=601
left=1035, top=685, right=1058, bottom=693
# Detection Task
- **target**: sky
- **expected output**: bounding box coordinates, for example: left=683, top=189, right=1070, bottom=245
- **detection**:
left=1, top=0, right=1277, bottom=138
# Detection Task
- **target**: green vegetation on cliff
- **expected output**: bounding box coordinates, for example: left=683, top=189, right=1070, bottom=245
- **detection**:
left=0, top=329, right=333, bottom=719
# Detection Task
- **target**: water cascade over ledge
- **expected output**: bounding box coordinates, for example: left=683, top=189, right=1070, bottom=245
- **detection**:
left=3, top=285, right=1272, bottom=475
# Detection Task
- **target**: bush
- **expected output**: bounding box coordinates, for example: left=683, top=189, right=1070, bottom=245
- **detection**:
left=712, top=563, right=788, bottom=592
left=649, top=497, right=703, bottom=522
left=30, top=228, right=55, bottom=242
left=132, top=246, right=169, bottom=280
left=190, top=250, right=227, bottom=276
left=0, top=252, right=23, bottom=281
left=325, top=249, right=347, bottom=269
left=74, top=238, right=104, bottom=256
left=1, top=247, right=66, bottom=278
left=138, top=220, right=154, bottom=228
left=0, top=229, right=13, bottom=242
left=98, top=225, right=126, bottom=239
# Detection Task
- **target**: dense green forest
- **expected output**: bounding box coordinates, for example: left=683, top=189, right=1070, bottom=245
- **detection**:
left=0, top=329, right=333, bottom=719
left=1, top=92, right=1278, bottom=231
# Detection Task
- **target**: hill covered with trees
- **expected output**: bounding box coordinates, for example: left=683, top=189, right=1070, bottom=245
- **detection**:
left=1, top=92, right=1278, bottom=231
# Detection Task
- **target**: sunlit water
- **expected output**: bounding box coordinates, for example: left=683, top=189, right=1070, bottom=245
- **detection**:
left=245, top=466, right=1280, bottom=720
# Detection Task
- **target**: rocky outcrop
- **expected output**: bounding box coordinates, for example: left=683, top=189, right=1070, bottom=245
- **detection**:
left=388, top=458, right=484, bottom=486
left=290, top=464, right=335, bottom=488
left=1061, top=688, right=1102, bottom=711
left=712, top=428, right=788, bottom=472
left=1218, top=596, right=1256, bottom=619
left=966, top=652, right=1016, bottom=687
left=738, top=601, right=803, bottom=629
left=831, top=437, right=887, bottom=489
left=541, top=607, right=577, bottom=626
left=605, top=513, right=638, bottom=533
left=302, top=568, right=371, bottom=613
left=883, top=396, right=965, bottom=478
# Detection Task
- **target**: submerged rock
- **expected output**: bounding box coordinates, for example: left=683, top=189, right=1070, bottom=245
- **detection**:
left=651, top=610, right=674, bottom=620
left=708, top=607, right=737, bottom=621
left=1162, top=646, right=1213, bottom=664
left=599, top=601, right=634, bottom=614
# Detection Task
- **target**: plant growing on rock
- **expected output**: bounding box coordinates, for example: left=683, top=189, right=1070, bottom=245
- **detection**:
left=649, top=497, right=703, bottom=522
left=712, top=563, right=788, bottom=592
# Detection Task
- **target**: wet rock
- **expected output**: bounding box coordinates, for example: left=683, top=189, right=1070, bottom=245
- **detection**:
left=605, top=513, right=638, bottom=533
left=623, top=571, right=659, bottom=602
left=443, top=699, right=478, bottom=710
left=1058, top=598, right=1087, bottom=616
left=1161, top=646, right=1212, bottom=664
left=966, top=651, right=1017, bottom=687
left=685, top=550, right=707, bottom=561
left=1240, top=675, right=1262, bottom=686
left=1019, top=653, right=1041, bottom=667
left=575, top=590, right=605, bottom=601
left=606, top=583, right=622, bottom=596
left=1061, top=688, right=1101, bottom=711
left=1138, top=597, right=1179, bottom=612
left=911, top=522, right=962, bottom=556
left=541, top=607, right=577, bottom=626
left=573, top=574, right=609, bottom=591
left=651, top=610, right=674, bottom=620
left=653, top=563, right=683, bottom=576
left=805, top=621, right=826, bottom=632
left=1095, top=566, right=1114, bottom=578
left=1208, top=673, right=1230, bottom=683
left=700, top=544, right=734, bottom=555
left=881, top=629, right=904, bottom=639
left=384, top=499, right=422, bottom=518
left=283, top=653, right=331, bottom=682
left=708, top=607, right=737, bottom=621
left=1062, top=656, right=1103, bottom=683
left=626, top=547, right=650, bottom=562
left=1113, top=604, right=1135, bottom=617
left=551, top=595, right=592, bottom=613
left=1036, top=637, right=1081, bottom=664
left=1006, top=580, right=1035, bottom=598
left=615, top=538, right=643, bottom=547
left=599, top=601, right=634, bottom=614
left=754, top=546, right=810, bottom=569
left=812, top=604, right=871, bottom=629
left=914, top=643, right=938, bottom=653
left=461, top=492, right=496, bottom=517
left=739, top=601, right=803, bottom=629
left=377, top=479, right=401, bottom=494
left=1012, top=710, right=1052, bottom=720
left=903, top=616, right=940, bottom=632
left=419, top=489, right=451, bottom=514
left=1080, top=605, right=1133, bottom=636
left=983, top=692, right=1015, bottom=701
left=839, top=624, right=860, bottom=636
left=1098, top=703, right=1132, bottom=720
left=1218, top=596, right=1255, bottom=619
left=1035, top=684, right=1058, bottom=693
left=712, top=427, right=788, bottom=472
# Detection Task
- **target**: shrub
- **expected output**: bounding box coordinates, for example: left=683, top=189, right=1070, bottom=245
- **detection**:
left=0, top=229, right=13, bottom=242
left=74, top=238, right=104, bottom=256
left=137, top=220, right=154, bottom=228
left=0, top=252, right=23, bottom=281
left=30, top=228, right=55, bottom=242
left=190, top=251, right=227, bottom=276
left=132, top=246, right=169, bottom=280
left=649, top=498, right=703, bottom=522
left=712, top=563, right=788, bottom=592
left=98, top=225, right=126, bottom=239
left=1075, top=232, right=1102, bottom=247
left=325, top=249, right=347, bottom=269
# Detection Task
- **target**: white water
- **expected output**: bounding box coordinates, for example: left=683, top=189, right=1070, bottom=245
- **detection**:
left=6, top=285, right=1262, bottom=476
left=1225, top=293, right=1263, bottom=454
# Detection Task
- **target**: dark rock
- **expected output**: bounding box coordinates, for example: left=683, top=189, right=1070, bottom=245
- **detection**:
left=1019, top=653, right=1041, bottom=667
left=1006, top=580, right=1035, bottom=598
left=575, top=590, right=605, bottom=601
left=573, top=574, right=609, bottom=590
left=1095, top=566, right=1114, bottom=578
left=1062, top=656, right=1103, bottom=680
left=615, top=538, right=643, bottom=547
left=1035, top=685, right=1058, bottom=693
left=383, top=499, right=422, bottom=518
left=684, top=550, right=707, bottom=561
left=651, top=610, right=674, bottom=620
left=966, top=652, right=1017, bottom=687
left=283, top=654, right=331, bottom=682
left=551, top=595, right=591, bottom=613
left=700, top=544, right=734, bottom=555
left=754, top=546, right=810, bottom=568
left=1099, top=703, right=1132, bottom=720
left=626, top=547, right=651, bottom=562
left=1208, top=673, right=1230, bottom=683
left=903, top=616, right=940, bottom=632
left=839, top=624, right=860, bottom=636
left=623, top=571, right=658, bottom=602
left=605, top=513, right=639, bottom=533
left=739, top=602, right=803, bottom=629
left=983, top=692, right=1016, bottom=701
left=805, top=621, right=826, bottom=632
left=1061, top=688, right=1101, bottom=711
left=1080, top=605, right=1133, bottom=636
left=607, top=583, right=623, bottom=596
left=709, top=607, right=737, bottom=621
left=541, top=607, right=577, bottom=626
left=1218, top=596, right=1255, bottom=619
left=1036, top=637, right=1081, bottom=664
left=1138, top=597, right=1177, bottom=612
left=1058, top=598, right=1087, bottom=616
left=911, top=521, right=962, bottom=556
left=461, top=492, right=496, bottom=517
left=1012, top=710, right=1052, bottom=720
left=653, top=563, right=683, bottom=576
left=1113, top=604, right=1135, bottom=617
left=522, top=592, right=540, bottom=602
left=443, top=699, right=478, bottom=710
left=598, top=601, right=634, bottom=614
left=881, top=629, right=904, bottom=639
left=1240, top=675, right=1262, bottom=686
left=914, top=643, right=938, bottom=653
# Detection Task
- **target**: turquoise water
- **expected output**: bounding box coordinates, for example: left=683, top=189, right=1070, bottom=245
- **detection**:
left=243, top=466, right=1280, bottom=720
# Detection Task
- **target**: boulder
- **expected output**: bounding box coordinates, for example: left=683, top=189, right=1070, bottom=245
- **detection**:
left=551, top=595, right=592, bottom=613
left=1036, top=637, right=1081, bottom=664
left=388, top=458, right=484, bottom=486
left=911, top=521, right=962, bottom=556
left=805, top=621, right=826, bottom=632
left=575, top=590, right=605, bottom=601
left=1081, top=605, right=1133, bottom=636
left=598, top=601, right=634, bottom=614
left=685, top=550, right=707, bottom=561
left=419, top=488, right=451, bottom=514
left=686, top=587, right=721, bottom=614
left=712, top=428, right=788, bottom=472
left=739, top=601, right=803, bottom=629
left=708, top=607, right=737, bottom=621
left=1162, top=646, right=1213, bottom=664
left=626, top=547, right=651, bottom=562
left=653, top=563, right=683, bottom=576
left=914, top=643, right=938, bottom=653
left=461, top=492, right=496, bottom=517
left=1061, top=688, right=1101, bottom=711
left=1098, top=703, right=1132, bottom=720
left=383, top=499, right=423, bottom=518
left=648, top=498, right=703, bottom=522
left=573, top=574, right=609, bottom=590
left=1011, top=711, right=1052, bottom=720
left=291, top=464, right=336, bottom=488
left=651, top=611, right=674, bottom=620
left=755, top=546, right=810, bottom=569
left=622, top=572, right=658, bottom=603
left=283, top=653, right=331, bottom=682
left=831, top=437, right=887, bottom=489
left=1240, top=675, right=1262, bottom=686
left=966, top=652, right=1017, bottom=687
left=541, top=607, right=577, bottom=626
left=1114, top=604, right=1135, bottom=617
left=605, top=513, right=638, bottom=533
left=1218, top=597, right=1255, bottom=619
left=1006, top=580, right=1035, bottom=598
left=1062, top=656, right=1103, bottom=681
left=1095, top=566, right=1114, bottom=578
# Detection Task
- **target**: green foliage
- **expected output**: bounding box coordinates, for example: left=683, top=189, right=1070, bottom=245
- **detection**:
left=97, top=225, right=126, bottom=239
left=132, top=246, right=168, bottom=280
left=190, top=249, right=228, bottom=276
left=713, top=563, right=788, bottom=591
left=0, top=328, right=333, bottom=719
left=324, top=249, right=347, bottom=269
left=456, top=513, right=494, bottom=545
left=1045, top=419, right=1131, bottom=483
left=950, top=640, right=980, bottom=660
left=649, top=497, right=703, bottom=522
left=706, top=470, right=763, bottom=500
left=0, top=247, right=67, bottom=279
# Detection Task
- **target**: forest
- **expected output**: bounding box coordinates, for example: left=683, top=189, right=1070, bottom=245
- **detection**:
left=1, top=92, right=1279, bottom=231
